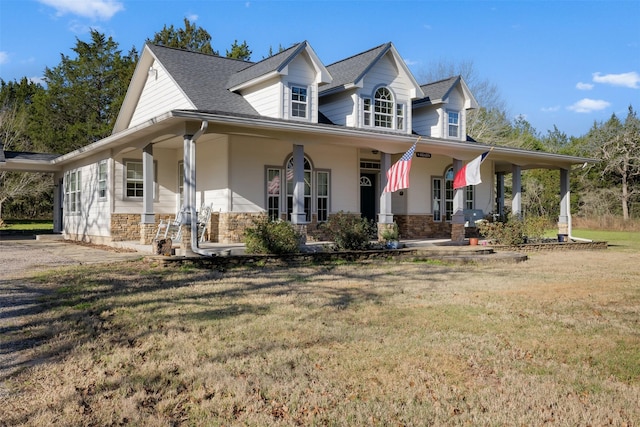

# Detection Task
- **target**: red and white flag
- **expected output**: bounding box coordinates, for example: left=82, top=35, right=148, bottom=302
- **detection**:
left=383, top=141, right=418, bottom=193
left=453, top=151, right=490, bottom=189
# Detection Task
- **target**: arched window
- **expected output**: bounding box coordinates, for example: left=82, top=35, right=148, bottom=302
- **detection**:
left=266, top=154, right=331, bottom=223
left=374, top=87, right=394, bottom=128
left=432, top=165, right=474, bottom=222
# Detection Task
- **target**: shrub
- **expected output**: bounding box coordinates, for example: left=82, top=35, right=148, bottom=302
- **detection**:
left=478, top=215, right=526, bottom=246
left=323, top=211, right=375, bottom=251
left=522, top=215, right=550, bottom=242
left=244, top=218, right=302, bottom=254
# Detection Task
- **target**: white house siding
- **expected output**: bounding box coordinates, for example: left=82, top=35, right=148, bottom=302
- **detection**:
left=445, top=86, right=467, bottom=141
left=412, top=105, right=440, bottom=138
left=196, top=134, right=230, bottom=212
left=318, top=90, right=354, bottom=126
left=63, top=154, right=111, bottom=242
left=281, top=53, right=318, bottom=122
left=240, top=77, right=282, bottom=118
left=129, top=61, right=193, bottom=128
left=360, top=54, right=413, bottom=134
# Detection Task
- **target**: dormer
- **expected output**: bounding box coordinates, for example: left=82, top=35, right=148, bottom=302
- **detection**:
left=319, top=43, right=424, bottom=134
left=227, top=41, right=332, bottom=122
left=412, top=76, right=479, bottom=141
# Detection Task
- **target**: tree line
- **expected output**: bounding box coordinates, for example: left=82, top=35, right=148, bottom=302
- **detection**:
left=1, top=19, right=638, bottom=224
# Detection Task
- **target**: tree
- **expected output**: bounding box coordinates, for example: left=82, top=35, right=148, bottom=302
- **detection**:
left=28, top=30, right=138, bottom=154
left=589, top=106, right=640, bottom=220
left=149, top=18, right=217, bottom=54
left=0, top=80, right=52, bottom=221
left=226, top=39, right=252, bottom=61
left=418, top=59, right=512, bottom=145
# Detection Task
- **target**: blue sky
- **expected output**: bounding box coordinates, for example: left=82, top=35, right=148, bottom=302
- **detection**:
left=1, top=0, right=638, bottom=138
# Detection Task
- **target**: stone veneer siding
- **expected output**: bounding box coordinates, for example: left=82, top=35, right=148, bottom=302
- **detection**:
left=218, top=212, right=267, bottom=243
left=111, top=213, right=144, bottom=242
left=394, top=214, right=451, bottom=239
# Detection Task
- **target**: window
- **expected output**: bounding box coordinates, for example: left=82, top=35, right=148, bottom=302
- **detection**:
left=465, top=186, right=475, bottom=210
left=125, top=161, right=144, bottom=198
left=374, top=87, right=393, bottom=128
left=432, top=177, right=442, bottom=222
left=267, top=155, right=330, bottom=223
left=98, top=160, right=107, bottom=199
left=178, top=161, right=184, bottom=209
left=291, top=85, right=308, bottom=118
left=316, top=171, right=329, bottom=222
left=363, top=97, right=371, bottom=126
left=448, top=111, right=459, bottom=138
left=65, top=169, right=81, bottom=214
left=445, top=167, right=454, bottom=221
left=396, top=104, right=404, bottom=130
left=267, top=168, right=281, bottom=221
left=432, top=167, right=474, bottom=222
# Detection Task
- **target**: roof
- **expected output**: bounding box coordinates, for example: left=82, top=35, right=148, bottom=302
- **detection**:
left=320, top=43, right=391, bottom=94
left=414, top=76, right=461, bottom=106
left=226, top=42, right=304, bottom=89
left=147, top=44, right=259, bottom=116
left=2, top=150, right=60, bottom=161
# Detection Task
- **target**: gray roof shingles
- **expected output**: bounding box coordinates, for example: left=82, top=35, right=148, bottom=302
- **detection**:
left=148, top=44, right=259, bottom=116
left=415, top=76, right=460, bottom=105
left=320, top=43, right=390, bottom=94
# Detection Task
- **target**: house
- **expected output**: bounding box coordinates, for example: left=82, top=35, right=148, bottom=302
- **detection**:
left=0, top=41, right=592, bottom=253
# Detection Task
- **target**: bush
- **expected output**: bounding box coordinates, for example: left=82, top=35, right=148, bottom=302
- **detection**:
left=323, top=211, right=375, bottom=251
left=478, top=215, right=525, bottom=246
left=244, top=218, right=302, bottom=254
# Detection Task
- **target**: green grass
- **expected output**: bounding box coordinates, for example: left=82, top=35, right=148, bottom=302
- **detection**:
left=1, top=219, right=54, bottom=232
left=543, top=228, right=640, bottom=251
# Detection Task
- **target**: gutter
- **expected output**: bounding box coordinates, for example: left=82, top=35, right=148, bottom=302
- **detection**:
left=188, top=120, right=211, bottom=257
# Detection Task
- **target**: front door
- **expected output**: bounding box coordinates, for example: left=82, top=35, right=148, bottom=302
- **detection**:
left=360, top=173, right=377, bottom=222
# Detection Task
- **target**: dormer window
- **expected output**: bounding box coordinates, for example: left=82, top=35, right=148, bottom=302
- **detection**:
left=362, top=87, right=405, bottom=130
left=374, top=87, right=393, bottom=128
left=291, top=85, right=308, bottom=119
left=448, top=110, right=459, bottom=138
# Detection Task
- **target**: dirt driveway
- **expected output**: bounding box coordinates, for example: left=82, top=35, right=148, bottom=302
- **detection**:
left=0, top=237, right=142, bottom=384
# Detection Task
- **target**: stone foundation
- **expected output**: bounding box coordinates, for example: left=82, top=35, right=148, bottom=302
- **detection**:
left=393, top=214, right=451, bottom=239
left=218, top=212, right=266, bottom=243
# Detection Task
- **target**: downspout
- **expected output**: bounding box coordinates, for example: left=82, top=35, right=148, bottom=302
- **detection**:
left=189, top=120, right=210, bottom=256
left=568, top=214, right=592, bottom=243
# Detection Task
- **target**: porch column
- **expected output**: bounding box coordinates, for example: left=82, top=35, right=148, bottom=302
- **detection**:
left=451, top=158, right=465, bottom=243
left=53, top=177, right=62, bottom=233
left=291, top=144, right=306, bottom=225
left=378, top=152, right=393, bottom=224
left=511, top=164, right=522, bottom=218
left=558, top=168, right=570, bottom=236
left=180, top=134, right=195, bottom=254
left=496, top=171, right=505, bottom=218
left=140, top=144, right=156, bottom=244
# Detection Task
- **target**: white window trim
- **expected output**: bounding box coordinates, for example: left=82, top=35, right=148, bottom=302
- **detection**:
left=289, top=84, right=309, bottom=120
left=65, top=169, right=81, bottom=215
left=123, top=159, right=158, bottom=201
left=98, top=160, right=108, bottom=201
left=447, top=110, right=460, bottom=138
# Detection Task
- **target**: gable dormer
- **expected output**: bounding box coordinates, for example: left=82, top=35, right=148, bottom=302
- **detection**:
left=412, top=76, right=479, bottom=141
left=319, top=43, right=424, bottom=134
left=227, top=41, right=332, bottom=123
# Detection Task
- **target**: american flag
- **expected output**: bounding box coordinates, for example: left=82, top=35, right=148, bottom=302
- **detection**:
left=383, top=140, right=418, bottom=193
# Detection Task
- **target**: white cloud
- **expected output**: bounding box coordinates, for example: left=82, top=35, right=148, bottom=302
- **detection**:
left=186, top=14, right=199, bottom=22
left=541, top=105, right=561, bottom=112
left=567, top=98, right=611, bottom=113
left=423, top=24, right=432, bottom=30
left=0, top=51, right=8, bottom=65
left=576, top=82, right=593, bottom=90
left=592, top=71, right=640, bottom=89
left=38, top=0, right=124, bottom=20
